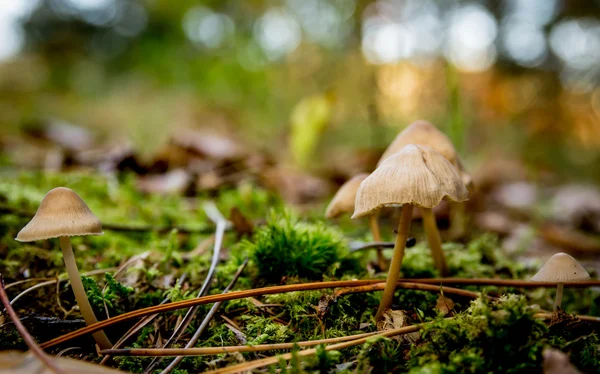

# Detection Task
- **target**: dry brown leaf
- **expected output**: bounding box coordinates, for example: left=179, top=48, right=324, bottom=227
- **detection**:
left=376, top=309, right=420, bottom=344
left=435, top=295, right=455, bottom=316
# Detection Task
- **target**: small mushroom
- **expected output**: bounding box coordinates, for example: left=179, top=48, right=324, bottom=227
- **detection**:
left=353, top=144, right=468, bottom=320
left=15, top=187, right=113, bottom=350
left=378, top=120, right=473, bottom=246
left=326, top=174, right=386, bottom=269
left=531, top=252, right=590, bottom=310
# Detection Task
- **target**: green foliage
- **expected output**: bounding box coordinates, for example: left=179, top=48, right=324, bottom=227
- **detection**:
left=356, top=335, right=405, bottom=373
left=243, top=316, right=292, bottom=345
left=240, top=211, right=347, bottom=283
left=81, top=275, right=106, bottom=312
left=548, top=314, right=600, bottom=373
left=408, top=295, right=547, bottom=373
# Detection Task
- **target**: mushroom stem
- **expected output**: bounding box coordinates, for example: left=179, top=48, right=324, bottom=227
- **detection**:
left=375, top=204, right=413, bottom=321
left=421, top=208, right=449, bottom=276
left=59, top=236, right=113, bottom=350
left=554, top=282, right=564, bottom=310
left=369, top=213, right=387, bottom=270
left=449, top=202, right=466, bottom=239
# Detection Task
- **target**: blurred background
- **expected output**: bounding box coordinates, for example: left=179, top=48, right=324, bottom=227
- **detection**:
left=1, top=0, right=600, bottom=187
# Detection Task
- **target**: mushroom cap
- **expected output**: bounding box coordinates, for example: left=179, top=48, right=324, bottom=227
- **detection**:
left=325, top=173, right=369, bottom=219
left=377, top=120, right=472, bottom=188
left=352, top=144, right=469, bottom=219
left=531, top=252, right=590, bottom=283
left=16, top=187, right=103, bottom=242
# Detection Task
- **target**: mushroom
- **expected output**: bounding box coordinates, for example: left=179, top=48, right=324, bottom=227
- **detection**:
left=15, top=187, right=113, bottom=349
left=353, top=145, right=468, bottom=320
left=326, top=174, right=387, bottom=269
left=531, top=252, right=590, bottom=310
left=378, top=120, right=473, bottom=241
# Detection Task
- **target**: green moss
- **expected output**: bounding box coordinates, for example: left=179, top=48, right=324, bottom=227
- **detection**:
left=408, top=295, right=547, bottom=373
left=239, top=211, right=347, bottom=283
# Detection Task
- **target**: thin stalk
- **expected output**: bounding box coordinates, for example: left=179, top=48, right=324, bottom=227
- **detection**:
left=369, top=213, right=386, bottom=270
left=554, top=283, right=564, bottom=310
left=143, top=202, right=229, bottom=373
left=102, top=331, right=379, bottom=357
left=375, top=205, right=413, bottom=320
left=449, top=202, right=466, bottom=240
left=421, top=208, right=449, bottom=276
left=41, top=279, right=381, bottom=349
left=336, top=282, right=485, bottom=300
left=10, top=268, right=116, bottom=306
left=40, top=277, right=600, bottom=349
left=59, top=236, right=112, bottom=350
left=204, top=323, right=425, bottom=374
left=0, top=274, right=64, bottom=374
left=160, top=259, right=248, bottom=374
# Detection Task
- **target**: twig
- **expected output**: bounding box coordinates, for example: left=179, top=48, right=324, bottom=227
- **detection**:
left=8, top=268, right=117, bottom=306
left=40, top=277, right=600, bottom=349
left=5, top=277, right=52, bottom=289
left=39, top=280, right=401, bottom=348
left=335, top=282, right=486, bottom=300
left=0, top=274, right=64, bottom=374
left=202, top=307, right=600, bottom=374
left=143, top=202, right=230, bottom=373
left=400, top=278, right=600, bottom=288
left=534, top=313, right=600, bottom=324
left=100, top=330, right=380, bottom=357
left=204, top=323, right=426, bottom=374
left=349, top=238, right=416, bottom=252
left=99, top=273, right=188, bottom=366
left=160, top=259, right=248, bottom=374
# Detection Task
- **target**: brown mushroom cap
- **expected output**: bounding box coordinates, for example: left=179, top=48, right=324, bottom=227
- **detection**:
left=377, top=120, right=472, bottom=188
left=352, top=144, right=469, bottom=219
left=15, top=187, right=103, bottom=242
left=325, top=173, right=369, bottom=219
left=531, top=252, right=590, bottom=283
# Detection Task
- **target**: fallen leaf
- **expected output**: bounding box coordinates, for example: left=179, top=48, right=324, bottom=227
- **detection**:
left=376, top=309, right=419, bottom=344
left=435, top=295, right=455, bottom=316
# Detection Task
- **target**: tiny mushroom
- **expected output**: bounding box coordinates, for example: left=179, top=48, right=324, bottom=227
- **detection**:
left=378, top=120, right=473, bottom=241
left=326, top=173, right=387, bottom=269
left=16, top=187, right=113, bottom=350
left=353, top=144, right=468, bottom=320
left=531, top=252, right=590, bottom=310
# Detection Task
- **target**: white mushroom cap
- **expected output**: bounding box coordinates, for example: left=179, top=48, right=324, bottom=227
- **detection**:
left=352, top=144, right=469, bottom=219
left=16, top=187, right=103, bottom=242
left=531, top=253, right=590, bottom=283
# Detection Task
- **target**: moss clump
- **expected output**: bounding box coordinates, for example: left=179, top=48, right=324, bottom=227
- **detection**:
left=408, top=295, right=547, bottom=373
left=548, top=312, right=600, bottom=373
left=240, top=211, right=347, bottom=283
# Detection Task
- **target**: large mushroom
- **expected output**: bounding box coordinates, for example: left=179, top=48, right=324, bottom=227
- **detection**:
left=531, top=252, right=590, bottom=310
left=378, top=120, right=473, bottom=269
left=16, top=187, right=113, bottom=349
left=377, top=120, right=472, bottom=187
left=326, top=173, right=387, bottom=269
left=353, top=145, right=468, bottom=320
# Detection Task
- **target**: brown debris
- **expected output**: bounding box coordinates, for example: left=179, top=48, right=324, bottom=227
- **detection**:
left=376, top=309, right=420, bottom=344
left=136, top=169, right=192, bottom=195
left=435, top=295, right=455, bottom=316
left=262, top=166, right=332, bottom=205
